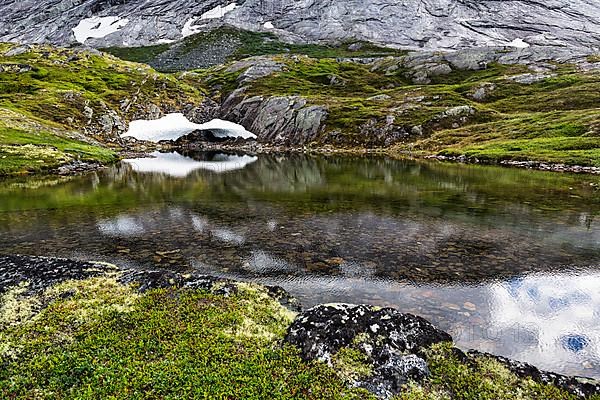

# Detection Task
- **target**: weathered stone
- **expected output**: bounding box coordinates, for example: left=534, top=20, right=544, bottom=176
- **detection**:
left=285, top=303, right=451, bottom=398
left=0, top=254, right=118, bottom=295
left=508, top=72, right=557, bottom=84
left=3, top=1, right=600, bottom=54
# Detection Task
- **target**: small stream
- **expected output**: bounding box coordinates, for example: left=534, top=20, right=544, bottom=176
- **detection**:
left=1, top=151, right=599, bottom=378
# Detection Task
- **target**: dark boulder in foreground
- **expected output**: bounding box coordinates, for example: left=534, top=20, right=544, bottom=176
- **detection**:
left=285, top=303, right=452, bottom=398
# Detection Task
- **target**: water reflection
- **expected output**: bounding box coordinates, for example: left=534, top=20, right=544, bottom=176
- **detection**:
left=0, top=153, right=599, bottom=377
left=122, top=151, right=258, bottom=177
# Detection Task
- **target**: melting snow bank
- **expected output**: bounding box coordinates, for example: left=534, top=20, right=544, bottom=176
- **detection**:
left=122, top=151, right=258, bottom=177
left=73, top=16, right=129, bottom=43
left=122, top=113, right=256, bottom=142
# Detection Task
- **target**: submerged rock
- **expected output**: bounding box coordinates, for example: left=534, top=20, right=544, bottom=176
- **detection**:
left=285, top=303, right=451, bottom=398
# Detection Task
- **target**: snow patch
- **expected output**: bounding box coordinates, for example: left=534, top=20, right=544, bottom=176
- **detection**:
left=507, top=38, right=530, bottom=48
left=122, top=151, right=258, bottom=177
left=73, top=16, right=129, bottom=44
left=182, top=18, right=202, bottom=38
left=122, top=113, right=256, bottom=142
left=200, top=3, right=238, bottom=20
left=182, top=3, right=238, bottom=38
left=263, top=21, right=274, bottom=29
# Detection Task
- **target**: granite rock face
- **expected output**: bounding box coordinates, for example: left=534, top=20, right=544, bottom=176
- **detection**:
left=285, top=303, right=452, bottom=398
left=1, top=0, right=600, bottom=52
left=220, top=88, right=328, bottom=145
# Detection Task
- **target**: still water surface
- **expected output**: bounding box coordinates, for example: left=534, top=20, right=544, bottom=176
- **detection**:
left=1, top=151, right=599, bottom=378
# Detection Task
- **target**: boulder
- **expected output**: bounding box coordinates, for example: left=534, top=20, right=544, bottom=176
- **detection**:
left=285, top=303, right=452, bottom=398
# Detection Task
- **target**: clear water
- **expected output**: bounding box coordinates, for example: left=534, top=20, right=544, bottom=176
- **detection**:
left=1, top=151, right=599, bottom=378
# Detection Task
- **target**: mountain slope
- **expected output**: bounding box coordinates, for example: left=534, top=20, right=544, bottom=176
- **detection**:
left=0, top=43, right=207, bottom=175
left=1, top=0, right=600, bottom=51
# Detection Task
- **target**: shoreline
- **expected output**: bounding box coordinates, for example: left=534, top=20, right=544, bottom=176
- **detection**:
left=1, top=253, right=599, bottom=399
left=1, top=143, right=599, bottom=179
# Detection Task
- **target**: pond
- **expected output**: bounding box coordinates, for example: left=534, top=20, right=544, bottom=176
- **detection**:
left=0, top=151, right=599, bottom=378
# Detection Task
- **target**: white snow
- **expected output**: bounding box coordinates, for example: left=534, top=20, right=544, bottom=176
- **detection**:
left=200, top=3, right=238, bottom=20
left=507, top=38, right=530, bottom=48
left=122, top=113, right=256, bottom=142
left=182, top=18, right=202, bottom=38
left=156, top=38, right=176, bottom=44
left=182, top=3, right=238, bottom=38
left=122, top=151, right=258, bottom=177
left=73, top=16, right=129, bottom=44
left=263, top=21, right=274, bottom=29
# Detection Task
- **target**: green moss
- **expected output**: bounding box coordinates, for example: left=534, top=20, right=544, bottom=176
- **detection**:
left=104, top=27, right=405, bottom=71
left=332, top=347, right=373, bottom=382
left=0, top=276, right=369, bottom=399
left=587, top=55, right=600, bottom=63
left=395, top=343, right=593, bottom=400
left=101, top=44, right=171, bottom=64
left=0, top=109, right=117, bottom=175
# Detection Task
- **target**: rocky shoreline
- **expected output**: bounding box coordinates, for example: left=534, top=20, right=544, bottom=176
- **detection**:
left=122, top=139, right=600, bottom=177
left=1, top=254, right=599, bottom=399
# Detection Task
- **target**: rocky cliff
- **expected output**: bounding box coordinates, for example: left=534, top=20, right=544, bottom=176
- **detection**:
left=1, top=0, right=600, bottom=52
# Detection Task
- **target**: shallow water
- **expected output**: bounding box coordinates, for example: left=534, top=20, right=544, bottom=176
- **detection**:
left=1, top=151, right=599, bottom=378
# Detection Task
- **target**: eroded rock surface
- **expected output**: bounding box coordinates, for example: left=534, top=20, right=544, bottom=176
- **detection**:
left=285, top=303, right=452, bottom=398
left=2, top=0, right=600, bottom=52
left=0, top=254, right=118, bottom=295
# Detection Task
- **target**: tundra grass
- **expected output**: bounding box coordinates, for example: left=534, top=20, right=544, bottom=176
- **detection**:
left=1, top=275, right=591, bottom=399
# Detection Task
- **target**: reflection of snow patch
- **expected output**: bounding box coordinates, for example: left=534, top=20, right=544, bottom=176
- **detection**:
left=263, top=21, right=274, bottom=29
left=191, top=215, right=209, bottom=232
left=97, top=215, right=144, bottom=237
left=123, top=151, right=258, bottom=177
left=73, top=16, right=129, bottom=43
left=123, top=113, right=256, bottom=142
left=507, top=38, right=530, bottom=48
left=212, top=228, right=245, bottom=245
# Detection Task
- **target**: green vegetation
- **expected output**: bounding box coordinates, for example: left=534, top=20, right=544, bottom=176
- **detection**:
left=1, top=274, right=594, bottom=399
left=101, top=43, right=171, bottom=64
left=0, top=276, right=368, bottom=399
left=397, top=343, right=589, bottom=400
left=195, top=51, right=600, bottom=165
left=103, top=27, right=405, bottom=71
left=0, top=43, right=205, bottom=175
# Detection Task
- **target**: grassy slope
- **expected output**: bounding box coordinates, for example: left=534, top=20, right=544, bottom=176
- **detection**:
left=0, top=275, right=591, bottom=399
left=197, top=55, right=600, bottom=166
left=0, top=43, right=205, bottom=175
left=103, top=27, right=405, bottom=68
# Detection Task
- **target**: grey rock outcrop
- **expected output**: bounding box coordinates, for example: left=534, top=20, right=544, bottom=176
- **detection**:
left=1, top=1, right=600, bottom=52
left=220, top=88, right=328, bottom=145
left=285, top=303, right=452, bottom=398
